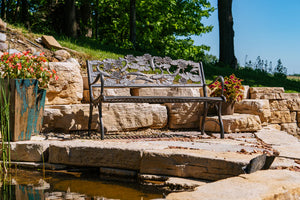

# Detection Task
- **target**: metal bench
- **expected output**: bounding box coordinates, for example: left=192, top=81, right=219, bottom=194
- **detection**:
left=86, top=54, right=226, bottom=139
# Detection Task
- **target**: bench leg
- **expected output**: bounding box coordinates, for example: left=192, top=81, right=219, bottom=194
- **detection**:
left=201, top=102, right=208, bottom=135
left=98, top=103, right=105, bottom=140
left=88, top=103, right=93, bottom=136
left=217, top=102, right=225, bottom=139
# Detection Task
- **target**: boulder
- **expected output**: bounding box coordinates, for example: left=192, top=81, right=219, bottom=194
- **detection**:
left=54, top=49, right=71, bottom=61
left=280, top=123, right=300, bottom=136
left=234, top=99, right=271, bottom=124
left=0, top=42, right=7, bottom=51
left=269, top=111, right=296, bottom=124
left=202, top=114, right=262, bottom=133
left=242, top=85, right=250, bottom=99
left=166, top=170, right=300, bottom=200
left=131, top=87, right=206, bottom=97
left=43, top=103, right=167, bottom=133
left=46, top=62, right=83, bottom=105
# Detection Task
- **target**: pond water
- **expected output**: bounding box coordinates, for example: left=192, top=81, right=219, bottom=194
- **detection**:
left=0, top=169, right=165, bottom=200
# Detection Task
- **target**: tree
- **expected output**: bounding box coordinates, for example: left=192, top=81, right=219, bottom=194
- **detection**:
left=64, top=0, right=77, bottom=37
left=129, top=0, right=136, bottom=46
left=218, top=0, right=237, bottom=69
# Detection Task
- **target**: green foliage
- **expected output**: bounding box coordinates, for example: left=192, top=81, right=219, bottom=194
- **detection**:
left=273, top=59, right=287, bottom=78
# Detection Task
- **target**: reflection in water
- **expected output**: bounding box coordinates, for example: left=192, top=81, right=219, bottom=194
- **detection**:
left=0, top=169, right=164, bottom=200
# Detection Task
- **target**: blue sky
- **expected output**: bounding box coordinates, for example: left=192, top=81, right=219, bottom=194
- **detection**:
left=192, top=0, right=300, bottom=74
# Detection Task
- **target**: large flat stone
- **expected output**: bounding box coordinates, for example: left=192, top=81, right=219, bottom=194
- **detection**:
left=43, top=103, right=167, bottom=133
left=140, top=149, right=257, bottom=181
left=280, top=123, right=300, bottom=136
left=82, top=88, right=131, bottom=103
left=202, top=114, right=262, bottom=133
left=288, top=99, right=300, bottom=111
left=235, top=99, right=271, bottom=124
left=166, top=170, right=300, bottom=200
left=48, top=141, right=142, bottom=170
left=131, top=87, right=206, bottom=97
left=269, top=100, right=290, bottom=111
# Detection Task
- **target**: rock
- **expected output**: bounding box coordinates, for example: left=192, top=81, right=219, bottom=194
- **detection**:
left=166, top=170, right=300, bottom=200
left=41, top=35, right=62, bottom=50
left=0, top=142, right=50, bottom=162
left=269, top=111, right=296, bottom=124
left=202, top=114, right=262, bottom=133
left=0, top=18, right=6, bottom=30
left=131, top=87, right=205, bottom=97
left=46, top=62, right=83, bottom=105
left=25, top=47, right=37, bottom=54
left=249, top=87, right=285, bottom=94
left=0, top=42, right=8, bottom=51
left=281, top=93, right=300, bottom=99
left=269, top=100, right=289, bottom=111
left=242, top=85, right=250, bottom=99
left=234, top=99, right=271, bottom=124
left=140, top=149, right=257, bottom=181
left=297, top=112, right=300, bottom=126
left=66, top=57, right=80, bottom=66
left=0, top=33, right=6, bottom=42
left=48, top=141, right=142, bottom=170
left=54, top=49, right=71, bottom=61
left=250, top=93, right=284, bottom=100
left=281, top=123, right=300, bottom=136
left=8, top=49, right=20, bottom=54
left=99, top=167, right=137, bottom=177
left=167, top=103, right=203, bottom=129
left=43, top=103, right=167, bottom=133
left=82, top=88, right=131, bottom=103
left=287, top=99, right=300, bottom=111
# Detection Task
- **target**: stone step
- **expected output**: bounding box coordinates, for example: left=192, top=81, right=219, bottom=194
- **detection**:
left=201, top=114, right=262, bottom=133
left=166, top=170, right=300, bottom=200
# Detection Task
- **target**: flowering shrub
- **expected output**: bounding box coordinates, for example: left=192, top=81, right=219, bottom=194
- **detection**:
left=0, top=51, right=58, bottom=88
left=209, top=74, right=244, bottom=103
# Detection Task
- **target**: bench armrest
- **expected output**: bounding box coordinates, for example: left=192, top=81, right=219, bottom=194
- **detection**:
left=89, top=72, right=105, bottom=102
left=206, top=76, right=226, bottom=102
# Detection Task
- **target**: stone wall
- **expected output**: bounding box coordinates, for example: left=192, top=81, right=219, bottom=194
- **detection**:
left=235, top=87, right=300, bottom=136
left=44, top=72, right=300, bottom=136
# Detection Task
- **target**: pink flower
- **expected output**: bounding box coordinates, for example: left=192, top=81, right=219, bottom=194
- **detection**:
left=17, top=63, right=22, bottom=70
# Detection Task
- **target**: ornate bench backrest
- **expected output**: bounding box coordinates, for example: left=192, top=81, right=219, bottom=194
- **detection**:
left=87, top=54, right=206, bottom=88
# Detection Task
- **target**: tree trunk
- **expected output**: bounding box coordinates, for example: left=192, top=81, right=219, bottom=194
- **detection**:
left=129, top=0, right=136, bottom=47
left=218, top=0, right=237, bottom=69
left=1, top=0, right=6, bottom=19
left=94, top=0, right=99, bottom=39
left=20, top=0, right=29, bottom=28
left=64, top=0, right=77, bottom=37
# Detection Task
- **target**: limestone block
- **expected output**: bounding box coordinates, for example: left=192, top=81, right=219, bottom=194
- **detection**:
left=0, top=142, right=49, bottom=162
left=0, top=18, right=7, bottom=30
left=0, top=33, right=6, bottom=42
left=166, top=170, right=300, bottom=200
left=131, top=87, right=206, bottom=97
left=298, top=112, right=300, bottom=124
left=281, top=123, right=300, bottom=136
left=250, top=93, right=283, bottom=100
left=201, top=114, right=262, bottom=133
left=234, top=99, right=271, bottom=124
left=269, top=111, right=296, bottom=124
left=43, top=103, right=167, bottom=133
left=48, top=142, right=142, bottom=170
left=287, top=99, right=300, bottom=111
left=0, top=42, right=8, bottom=51
left=82, top=88, right=131, bottom=103
left=281, top=93, right=300, bottom=100
left=269, top=100, right=289, bottom=111
left=41, top=35, right=62, bottom=50
left=82, top=76, right=89, bottom=90
left=242, top=85, right=250, bottom=99
left=140, top=149, right=256, bottom=181
left=249, top=87, right=285, bottom=94
left=46, top=62, right=83, bottom=105
left=167, top=103, right=203, bottom=129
